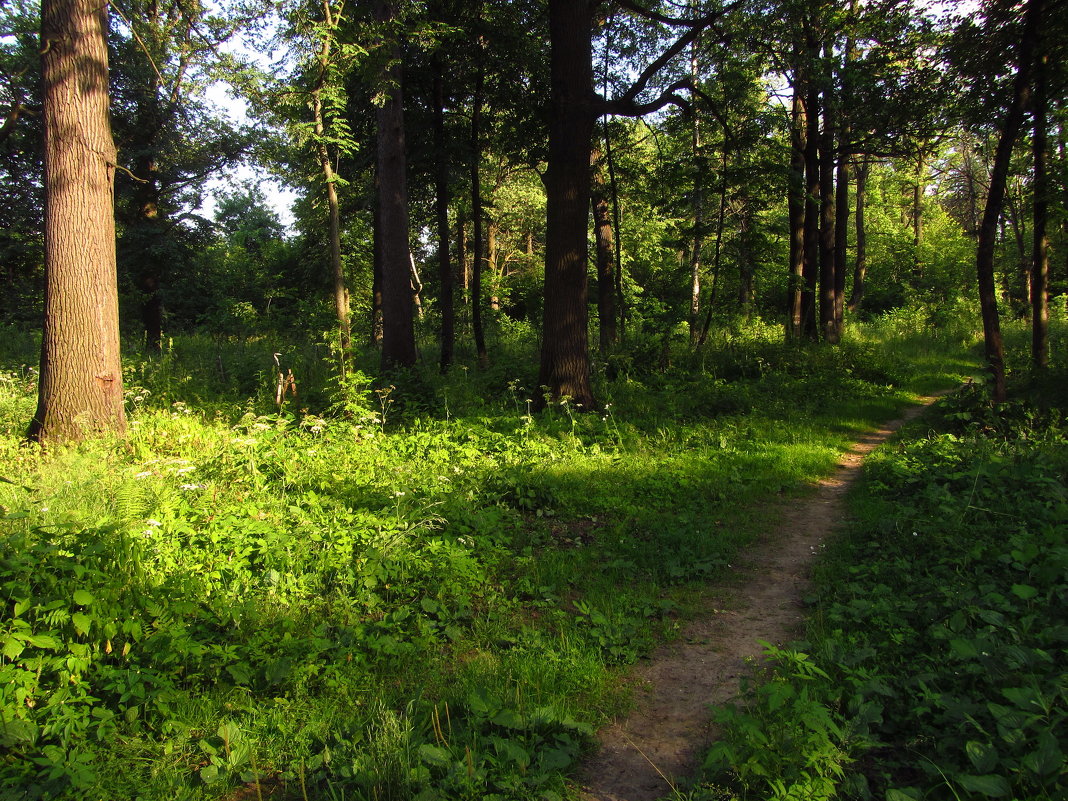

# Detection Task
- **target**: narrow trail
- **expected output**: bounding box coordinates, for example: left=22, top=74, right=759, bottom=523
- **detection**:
left=575, top=399, right=940, bottom=801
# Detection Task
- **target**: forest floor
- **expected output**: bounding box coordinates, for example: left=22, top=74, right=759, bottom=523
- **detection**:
left=575, top=398, right=940, bottom=801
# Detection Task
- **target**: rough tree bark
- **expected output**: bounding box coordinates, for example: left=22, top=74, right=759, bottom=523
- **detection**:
left=469, top=47, right=488, bottom=368
left=375, top=0, right=417, bottom=369
left=30, top=0, right=127, bottom=443
left=538, top=0, right=596, bottom=408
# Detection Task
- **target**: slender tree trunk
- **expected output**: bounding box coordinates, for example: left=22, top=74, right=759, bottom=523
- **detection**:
left=31, top=0, right=126, bottom=442
left=604, top=119, right=625, bottom=341
left=833, top=146, right=849, bottom=334
left=1031, top=45, right=1049, bottom=368
left=976, top=0, right=1042, bottom=402
left=787, top=76, right=807, bottom=338
left=591, top=148, right=617, bottom=355
left=375, top=0, right=416, bottom=369
left=801, top=28, right=821, bottom=340
left=688, top=32, right=703, bottom=347
left=912, top=149, right=925, bottom=280
left=371, top=183, right=384, bottom=347
left=469, top=53, right=488, bottom=368
left=539, top=0, right=596, bottom=408
left=313, top=87, right=351, bottom=372
left=849, top=157, right=869, bottom=312
left=433, top=53, right=454, bottom=372
left=312, top=0, right=350, bottom=373
left=818, top=47, right=837, bottom=344
left=487, top=219, right=500, bottom=312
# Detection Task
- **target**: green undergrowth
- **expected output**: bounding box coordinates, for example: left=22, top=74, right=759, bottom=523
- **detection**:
left=694, top=364, right=1067, bottom=801
left=0, top=313, right=977, bottom=800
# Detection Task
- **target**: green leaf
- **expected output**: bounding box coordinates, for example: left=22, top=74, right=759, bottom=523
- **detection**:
left=949, top=638, right=979, bottom=659
left=1010, top=584, right=1038, bottom=600
left=199, top=764, right=221, bottom=785
left=71, top=613, right=92, bottom=636
left=2, top=637, right=25, bottom=660
left=956, top=774, right=1010, bottom=797
left=418, top=744, right=452, bottom=766
left=72, top=589, right=94, bottom=606
left=885, top=790, right=922, bottom=801
left=966, top=741, right=998, bottom=774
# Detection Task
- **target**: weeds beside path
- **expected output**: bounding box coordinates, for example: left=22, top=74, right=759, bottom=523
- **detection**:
left=576, top=397, right=944, bottom=801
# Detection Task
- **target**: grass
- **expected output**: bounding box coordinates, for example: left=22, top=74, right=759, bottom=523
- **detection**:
left=0, top=311, right=981, bottom=800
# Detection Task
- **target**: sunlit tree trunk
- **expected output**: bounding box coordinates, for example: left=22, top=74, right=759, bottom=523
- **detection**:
left=469, top=49, right=489, bottom=368
left=848, top=158, right=869, bottom=312
left=30, top=0, right=126, bottom=443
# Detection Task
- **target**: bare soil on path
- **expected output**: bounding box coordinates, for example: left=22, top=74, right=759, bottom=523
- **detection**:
left=575, top=400, right=939, bottom=801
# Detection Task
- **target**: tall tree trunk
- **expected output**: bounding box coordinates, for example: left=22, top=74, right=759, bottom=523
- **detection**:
left=469, top=51, right=488, bottom=368
left=688, top=30, right=703, bottom=347
left=1031, top=44, right=1049, bottom=368
left=375, top=0, right=416, bottom=369
left=538, top=0, right=596, bottom=408
left=801, top=26, right=821, bottom=340
left=433, top=52, right=454, bottom=372
left=818, top=46, right=837, bottom=344
left=912, top=149, right=925, bottom=280
left=976, top=0, right=1042, bottom=402
left=833, top=147, right=849, bottom=334
left=591, top=148, right=617, bottom=355
left=604, top=119, right=626, bottom=341
left=848, top=157, right=869, bottom=312
left=313, top=87, right=351, bottom=372
left=371, top=183, right=384, bottom=347
left=787, top=75, right=807, bottom=338
left=487, top=219, right=500, bottom=312
left=31, top=0, right=126, bottom=442
left=313, top=0, right=350, bottom=373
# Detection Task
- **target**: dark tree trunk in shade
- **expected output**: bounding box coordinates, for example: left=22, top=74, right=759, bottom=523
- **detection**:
left=433, top=53, right=454, bottom=372
left=538, top=0, right=596, bottom=408
left=801, top=30, right=820, bottom=340
left=912, top=149, right=925, bottom=280
left=1031, top=46, right=1049, bottom=369
left=849, top=158, right=869, bottom=312
left=30, top=0, right=126, bottom=443
left=375, top=0, right=416, bottom=369
left=604, top=121, right=626, bottom=341
left=833, top=149, right=849, bottom=333
left=591, top=148, right=617, bottom=355
left=977, top=0, right=1043, bottom=402
left=371, top=183, right=384, bottom=347
left=787, top=79, right=806, bottom=338
left=818, top=46, right=837, bottom=344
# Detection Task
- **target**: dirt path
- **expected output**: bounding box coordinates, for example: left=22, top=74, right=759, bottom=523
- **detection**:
left=575, top=400, right=939, bottom=801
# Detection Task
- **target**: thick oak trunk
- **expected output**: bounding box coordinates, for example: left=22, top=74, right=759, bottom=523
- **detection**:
left=538, top=0, right=595, bottom=408
left=30, top=0, right=126, bottom=443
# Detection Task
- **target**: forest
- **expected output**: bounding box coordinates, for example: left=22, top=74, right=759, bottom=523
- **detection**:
left=0, top=0, right=1066, bottom=798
